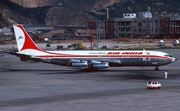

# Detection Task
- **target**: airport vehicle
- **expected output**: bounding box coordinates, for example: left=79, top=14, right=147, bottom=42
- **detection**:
left=146, top=81, right=161, bottom=89
left=158, top=40, right=165, bottom=46
left=10, top=24, right=176, bottom=71
left=173, top=40, right=180, bottom=46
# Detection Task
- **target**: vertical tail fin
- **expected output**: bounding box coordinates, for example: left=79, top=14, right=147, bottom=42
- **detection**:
left=13, top=24, right=43, bottom=52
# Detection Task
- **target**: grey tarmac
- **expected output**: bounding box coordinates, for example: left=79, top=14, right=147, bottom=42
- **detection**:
left=0, top=49, right=180, bottom=111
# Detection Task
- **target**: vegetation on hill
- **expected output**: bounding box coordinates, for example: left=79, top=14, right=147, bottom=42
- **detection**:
left=1, top=0, right=180, bottom=27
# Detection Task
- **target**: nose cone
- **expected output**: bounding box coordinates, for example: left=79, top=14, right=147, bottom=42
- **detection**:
left=171, top=57, right=176, bottom=62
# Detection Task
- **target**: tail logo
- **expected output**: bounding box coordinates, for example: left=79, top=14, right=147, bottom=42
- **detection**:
left=18, top=36, right=23, bottom=40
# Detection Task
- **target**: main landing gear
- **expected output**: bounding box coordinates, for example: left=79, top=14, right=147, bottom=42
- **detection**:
left=155, top=67, right=159, bottom=71
left=84, top=67, right=98, bottom=72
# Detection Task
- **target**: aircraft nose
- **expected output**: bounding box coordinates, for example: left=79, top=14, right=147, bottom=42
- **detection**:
left=172, top=57, right=176, bottom=62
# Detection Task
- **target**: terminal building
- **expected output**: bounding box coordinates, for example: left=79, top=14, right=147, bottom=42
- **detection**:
left=104, top=10, right=180, bottom=39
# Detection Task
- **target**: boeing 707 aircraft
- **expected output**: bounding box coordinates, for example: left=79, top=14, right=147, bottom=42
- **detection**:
left=10, top=24, right=176, bottom=71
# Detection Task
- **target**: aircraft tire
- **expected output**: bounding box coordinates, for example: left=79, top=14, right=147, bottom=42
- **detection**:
left=155, top=67, right=159, bottom=71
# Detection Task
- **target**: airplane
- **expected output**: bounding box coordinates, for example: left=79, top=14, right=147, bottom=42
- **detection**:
left=9, top=24, right=176, bottom=71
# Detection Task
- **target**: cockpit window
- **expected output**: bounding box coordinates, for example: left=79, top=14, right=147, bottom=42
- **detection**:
left=164, top=54, right=173, bottom=57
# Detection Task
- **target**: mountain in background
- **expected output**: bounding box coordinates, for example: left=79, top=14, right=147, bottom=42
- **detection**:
left=0, top=0, right=180, bottom=27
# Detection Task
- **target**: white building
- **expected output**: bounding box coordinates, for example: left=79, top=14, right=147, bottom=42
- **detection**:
left=123, top=13, right=137, bottom=18
left=0, top=27, right=12, bottom=35
left=138, top=12, right=152, bottom=18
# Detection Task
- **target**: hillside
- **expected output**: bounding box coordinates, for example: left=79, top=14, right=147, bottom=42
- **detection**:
left=9, top=0, right=123, bottom=10
left=1, top=0, right=180, bottom=27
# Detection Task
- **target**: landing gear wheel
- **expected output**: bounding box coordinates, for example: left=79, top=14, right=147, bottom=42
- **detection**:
left=84, top=68, right=89, bottom=72
left=155, top=67, right=159, bottom=71
left=84, top=67, right=98, bottom=72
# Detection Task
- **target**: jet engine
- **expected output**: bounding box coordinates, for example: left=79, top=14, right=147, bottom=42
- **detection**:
left=88, top=60, right=109, bottom=69
left=68, top=59, right=88, bottom=67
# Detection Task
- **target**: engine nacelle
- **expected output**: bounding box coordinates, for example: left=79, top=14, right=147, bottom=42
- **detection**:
left=89, top=60, right=109, bottom=69
left=69, top=59, right=81, bottom=63
left=71, top=62, right=88, bottom=67
left=89, top=60, right=101, bottom=64
left=68, top=59, right=88, bottom=67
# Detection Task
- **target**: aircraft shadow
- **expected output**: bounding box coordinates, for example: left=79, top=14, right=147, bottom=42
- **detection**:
left=39, top=69, right=159, bottom=75
left=100, top=73, right=162, bottom=80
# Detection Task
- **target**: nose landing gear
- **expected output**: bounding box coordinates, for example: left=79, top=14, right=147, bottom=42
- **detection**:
left=155, top=67, right=159, bottom=71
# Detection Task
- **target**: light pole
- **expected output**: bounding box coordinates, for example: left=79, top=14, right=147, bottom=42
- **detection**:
left=88, top=20, right=93, bottom=50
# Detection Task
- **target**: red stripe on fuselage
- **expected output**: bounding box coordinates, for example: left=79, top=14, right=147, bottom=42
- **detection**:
left=33, top=55, right=172, bottom=60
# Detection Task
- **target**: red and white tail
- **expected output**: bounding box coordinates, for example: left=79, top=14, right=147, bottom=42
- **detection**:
left=13, top=24, right=43, bottom=55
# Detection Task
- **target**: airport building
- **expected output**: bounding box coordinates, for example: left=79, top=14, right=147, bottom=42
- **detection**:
left=104, top=11, right=180, bottom=39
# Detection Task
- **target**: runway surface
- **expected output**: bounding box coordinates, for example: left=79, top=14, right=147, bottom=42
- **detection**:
left=0, top=49, right=180, bottom=111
